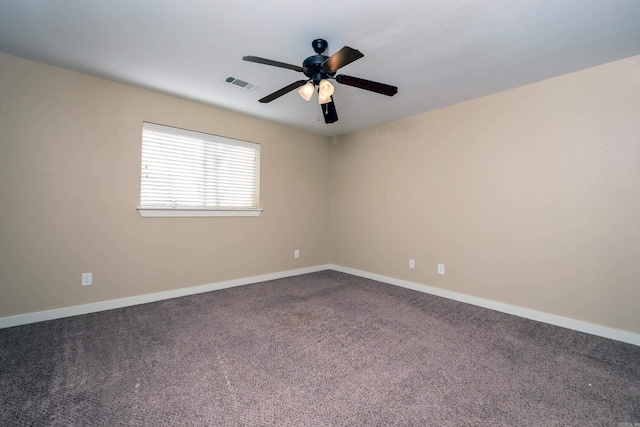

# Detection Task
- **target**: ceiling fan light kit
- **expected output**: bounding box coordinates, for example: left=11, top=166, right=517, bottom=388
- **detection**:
left=243, top=38, right=397, bottom=124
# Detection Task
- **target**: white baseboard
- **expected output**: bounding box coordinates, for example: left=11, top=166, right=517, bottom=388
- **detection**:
left=3, top=263, right=638, bottom=347
left=330, top=264, right=640, bottom=347
left=0, top=264, right=331, bottom=329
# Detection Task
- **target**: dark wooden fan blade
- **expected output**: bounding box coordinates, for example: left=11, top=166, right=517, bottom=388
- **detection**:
left=243, top=56, right=305, bottom=72
left=322, top=46, right=364, bottom=72
left=258, top=80, right=307, bottom=103
left=335, top=74, right=398, bottom=96
left=322, top=96, right=338, bottom=124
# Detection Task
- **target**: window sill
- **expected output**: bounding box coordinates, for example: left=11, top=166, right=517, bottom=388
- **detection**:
left=137, top=207, right=262, bottom=217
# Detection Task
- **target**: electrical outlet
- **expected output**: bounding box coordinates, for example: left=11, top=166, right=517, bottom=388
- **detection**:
left=294, top=249, right=300, bottom=259
left=409, top=259, right=415, bottom=269
left=82, top=272, right=92, bottom=286
left=438, top=264, right=445, bottom=275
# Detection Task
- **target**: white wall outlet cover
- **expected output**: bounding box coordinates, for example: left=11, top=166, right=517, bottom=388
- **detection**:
left=294, top=250, right=300, bottom=259
left=438, top=264, right=445, bottom=275
left=82, top=272, right=93, bottom=286
left=409, top=259, right=415, bottom=269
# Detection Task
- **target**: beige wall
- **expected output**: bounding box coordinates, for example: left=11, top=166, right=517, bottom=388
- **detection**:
left=330, top=55, right=640, bottom=334
left=2, top=51, right=639, bottom=336
left=0, top=52, right=331, bottom=317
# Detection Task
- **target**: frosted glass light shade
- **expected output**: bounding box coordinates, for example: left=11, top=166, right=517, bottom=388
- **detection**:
left=318, top=93, right=331, bottom=104
left=318, top=79, right=334, bottom=98
left=298, top=82, right=315, bottom=101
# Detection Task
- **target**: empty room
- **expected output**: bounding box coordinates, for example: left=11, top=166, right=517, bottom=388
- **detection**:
left=1, top=1, right=639, bottom=425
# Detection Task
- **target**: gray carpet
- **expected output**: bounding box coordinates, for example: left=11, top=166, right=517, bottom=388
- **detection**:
left=1, top=270, right=638, bottom=426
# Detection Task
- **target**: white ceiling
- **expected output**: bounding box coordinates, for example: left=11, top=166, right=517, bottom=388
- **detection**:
left=1, top=0, right=639, bottom=137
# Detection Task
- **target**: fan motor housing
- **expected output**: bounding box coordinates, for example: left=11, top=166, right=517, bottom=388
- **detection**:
left=303, top=55, right=335, bottom=84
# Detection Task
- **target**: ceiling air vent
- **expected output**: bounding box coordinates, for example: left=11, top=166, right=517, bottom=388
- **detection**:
left=224, top=76, right=258, bottom=92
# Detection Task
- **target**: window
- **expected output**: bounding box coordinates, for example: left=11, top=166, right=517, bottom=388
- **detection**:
left=137, top=122, right=261, bottom=217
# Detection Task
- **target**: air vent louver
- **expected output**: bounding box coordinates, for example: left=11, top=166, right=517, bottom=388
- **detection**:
left=224, top=76, right=258, bottom=91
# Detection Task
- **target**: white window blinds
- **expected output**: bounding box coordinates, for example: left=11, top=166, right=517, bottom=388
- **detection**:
left=140, top=122, right=260, bottom=212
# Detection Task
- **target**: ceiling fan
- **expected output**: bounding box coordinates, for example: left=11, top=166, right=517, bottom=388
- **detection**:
left=243, top=39, right=398, bottom=124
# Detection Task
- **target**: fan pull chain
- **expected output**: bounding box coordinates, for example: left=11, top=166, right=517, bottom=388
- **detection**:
left=316, top=99, right=330, bottom=122
left=317, top=102, right=328, bottom=121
